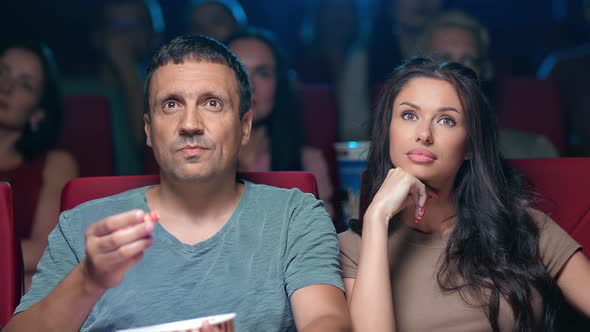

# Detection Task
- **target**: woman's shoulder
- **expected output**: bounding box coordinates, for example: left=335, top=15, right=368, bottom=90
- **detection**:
left=43, top=149, right=79, bottom=181
left=338, top=229, right=362, bottom=253
left=526, top=208, right=582, bottom=277
left=302, top=146, right=323, bottom=158
left=301, top=146, right=329, bottom=172
left=527, top=208, right=563, bottom=236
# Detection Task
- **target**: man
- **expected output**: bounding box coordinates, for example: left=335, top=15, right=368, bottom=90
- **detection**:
left=416, top=10, right=559, bottom=159
left=6, top=35, right=350, bottom=331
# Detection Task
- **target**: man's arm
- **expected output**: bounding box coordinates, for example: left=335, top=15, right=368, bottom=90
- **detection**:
left=6, top=263, right=106, bottom=331
left=291, top=284, right=351, bottom=332
left=5, top=210, right=155, bottom=332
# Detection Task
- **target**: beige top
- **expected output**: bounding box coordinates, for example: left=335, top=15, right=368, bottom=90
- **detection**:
left=339, top=209, right=581, bottom=331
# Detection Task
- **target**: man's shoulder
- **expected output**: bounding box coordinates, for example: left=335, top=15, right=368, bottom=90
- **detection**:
left=245, top=181, right=318, bottom=207
left=60, top=186, right=151, bottom=230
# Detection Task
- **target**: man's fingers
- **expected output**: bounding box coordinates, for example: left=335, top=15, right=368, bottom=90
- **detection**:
left=87, top=210, right=145, bottom=237
left=93, top=221, right=154, bottom=253
left=96, top=237, right=153, bottom=266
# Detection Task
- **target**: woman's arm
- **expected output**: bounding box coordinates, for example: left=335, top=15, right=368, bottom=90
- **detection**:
left=21, top=150, right=78, bottom=283
left=345, top=218, right=395, bottom=331
left=556, top=250, right=590, bottom=316
left=345, top=168, right=427, bottom=331
left=302, top=146, right=335, bottom=217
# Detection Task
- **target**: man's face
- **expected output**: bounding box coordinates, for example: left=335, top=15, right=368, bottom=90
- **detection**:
left=428, top=27, right=482, bottom=75
left=145, top=61, right=252, bottom=182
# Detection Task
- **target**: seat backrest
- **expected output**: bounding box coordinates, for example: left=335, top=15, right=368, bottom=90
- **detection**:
left=59, top=95, right=114, bottom=176
left=358, top=159, right=590, bottom=256
left=299, top=84, right=343, bottom=227
left=511, top=158, right=590, bottom=256
left=299, top=83, right=339, bottom=150
left=60, top=172, right=319, bottom=212
left=496, top=78, right=566, bottom=155
left=0, top=182, right=21, bottom=326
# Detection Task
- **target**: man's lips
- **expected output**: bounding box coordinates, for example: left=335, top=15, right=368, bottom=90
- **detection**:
left=179, top=145, right=209, bottom=151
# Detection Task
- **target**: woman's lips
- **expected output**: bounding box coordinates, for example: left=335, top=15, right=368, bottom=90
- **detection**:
left=406, top=149, right=437, bottom=163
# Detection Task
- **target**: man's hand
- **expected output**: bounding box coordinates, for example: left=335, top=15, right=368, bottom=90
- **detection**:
left=81, top=210, right=156, bottom=290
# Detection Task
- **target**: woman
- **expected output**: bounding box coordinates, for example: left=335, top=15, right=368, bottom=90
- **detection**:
left=188, top=0, right=247, bottom=43
left=338, top=56, right=590, bottom=331
left=0, top=42, right=78, bottom=290
left=296, top=0, right=371, bottom=141
left=227, top=28, right=334, bottom=216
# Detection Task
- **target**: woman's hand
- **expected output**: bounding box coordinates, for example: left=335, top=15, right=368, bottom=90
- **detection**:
left=365, top=168, right=430, bottom=227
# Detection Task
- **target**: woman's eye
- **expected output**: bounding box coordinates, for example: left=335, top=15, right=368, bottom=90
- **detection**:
left=438, top=117, right=456, bottom=126
left=401, top=112, right=417, bottom=121
left=256, top=69, right=273, bottom=79
left=20, top=81, right=33, bottom=92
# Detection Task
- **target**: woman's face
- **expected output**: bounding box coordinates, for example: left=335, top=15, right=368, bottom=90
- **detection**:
left=0, top=48, right=44, bottom=131
left=389, top=77, right=469, bottom=189
left=229, top=38, right=277, bottom=123
left=395, top=0, right=444, bottom=30
left=190, top=2, right=238, bottom=42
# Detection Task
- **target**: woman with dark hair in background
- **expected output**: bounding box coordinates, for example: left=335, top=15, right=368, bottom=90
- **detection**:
left=0, top=42, right=78, bottom=291
left=188, top=0, right=248, bottom=43
left=227, top=28, right=334, bottom=216
left=339, top=56, right=590, bottom=331
left=296, top=0, right=371, bottom=141
left=368, top=0, right=445, bottom=85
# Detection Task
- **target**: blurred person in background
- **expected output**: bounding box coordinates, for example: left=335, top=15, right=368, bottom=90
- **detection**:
left=91, top=0, right=165, bottom=171
left=0, top=41, right=78, bottom=291
left=187, top=0, right=248, bottom=43
left=538, top=40, right=590, bottom=156
left=417, top=10, right=559, bottom=159
left=227, top=28, right=335, bottom=217
left=369, top=0, right=445, bottom=85
left=296, top=0, right=371, bottom=141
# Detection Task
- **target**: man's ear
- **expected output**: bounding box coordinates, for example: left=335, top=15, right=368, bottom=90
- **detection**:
left=240, top=111, right=252, bottom=146
left=144, top=113, right=152, bottom=147
left=29, top=108, right=45, bottom=131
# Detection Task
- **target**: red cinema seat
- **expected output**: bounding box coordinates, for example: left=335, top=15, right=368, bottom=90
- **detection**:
left=60, top=95, right=114, bottom=176
left=61, top=172, right=319, bottom=212
left=496, top=78, right=566, bottom=155
left=0, top=182, right=22, bottom=326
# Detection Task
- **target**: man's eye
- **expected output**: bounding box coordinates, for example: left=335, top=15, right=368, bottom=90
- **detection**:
left=163, top=101, right=177, bottom=109
left=206, top=99, right=223, bottom=111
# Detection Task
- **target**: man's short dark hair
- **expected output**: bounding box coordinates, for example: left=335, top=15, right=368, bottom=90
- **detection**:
left=144, top=34, right=251, bottom=117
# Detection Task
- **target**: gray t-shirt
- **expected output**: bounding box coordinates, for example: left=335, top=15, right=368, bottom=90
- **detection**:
left=16, top=181, right=344, bottom=331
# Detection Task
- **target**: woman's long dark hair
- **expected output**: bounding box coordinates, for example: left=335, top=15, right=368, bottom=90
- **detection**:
left=1, top=41, right=64, bottom=161
left=356, top=56, right=560, bottom=331
left=226, top=28, right=303, bottom=171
